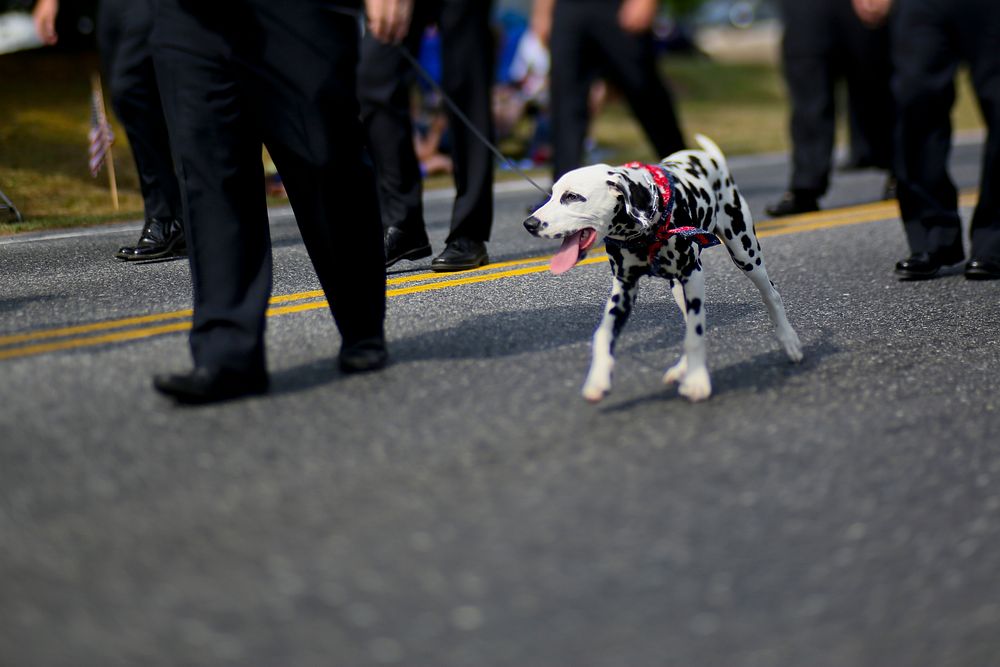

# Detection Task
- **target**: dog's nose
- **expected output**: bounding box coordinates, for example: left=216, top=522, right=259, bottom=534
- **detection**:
left=523, top=216, right=542, bottom=235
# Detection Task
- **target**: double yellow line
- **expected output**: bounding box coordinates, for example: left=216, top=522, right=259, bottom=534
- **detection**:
left=0, top=254, right=599, bottom=362
left=0, top=192, right=975, bottom=363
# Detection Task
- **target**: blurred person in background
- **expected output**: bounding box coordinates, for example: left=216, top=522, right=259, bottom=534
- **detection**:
left=32, top=0, right=186, bottom=262
left=885, top=0, right=1000, bottom=279
left=766, top=0, right=894, bottom=218
left=359, top=0, right=496, bottom=273
left=530, top=0, right=686, bottom=189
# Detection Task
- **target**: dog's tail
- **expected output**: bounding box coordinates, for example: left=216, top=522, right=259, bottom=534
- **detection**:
left=694, top=134, right=728, bottom=171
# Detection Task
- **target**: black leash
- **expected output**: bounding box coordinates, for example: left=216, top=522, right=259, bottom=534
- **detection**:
left=395, top=45, right=552, bottom=198
left=337, top=6, right=551, bottom=198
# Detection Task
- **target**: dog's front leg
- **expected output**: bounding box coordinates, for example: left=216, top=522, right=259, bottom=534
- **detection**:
left=583, top=273, right=639, bottom=403
left=675, top=265, right=712, bottom=402
left=663, top=280, right=689, bottom=385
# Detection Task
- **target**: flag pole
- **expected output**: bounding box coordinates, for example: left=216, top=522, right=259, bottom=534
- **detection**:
left=90, top=73, right=119, bottom=211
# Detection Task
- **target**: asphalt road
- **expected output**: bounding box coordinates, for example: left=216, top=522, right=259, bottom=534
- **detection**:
left=2, top=140, right=999, bottom=667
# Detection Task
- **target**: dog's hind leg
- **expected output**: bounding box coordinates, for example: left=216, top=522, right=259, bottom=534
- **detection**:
left=674, top=266, right=712, bottom=401
left=583, top=273, right=639, bottom=403
left=663, top=280, right=689, bottom=386
left=721, top=196, right=803, bottom=362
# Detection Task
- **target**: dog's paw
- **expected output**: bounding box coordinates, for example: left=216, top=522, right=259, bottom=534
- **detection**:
left=582, top=383, right=609, bottom=403
left=780, top=330, right=804, bottom=363
left=678, top=368, right=712, bottom=402
left=663, top=356, right=688, bottom=385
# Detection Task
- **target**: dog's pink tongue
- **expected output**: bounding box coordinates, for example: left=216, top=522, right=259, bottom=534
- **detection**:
left=550, top=231, right=584, bottom=275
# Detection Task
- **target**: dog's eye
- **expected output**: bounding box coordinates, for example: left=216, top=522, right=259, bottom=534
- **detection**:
left=560, top=192, right=587, bottom=205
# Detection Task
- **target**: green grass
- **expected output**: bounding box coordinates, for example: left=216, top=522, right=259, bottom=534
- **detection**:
left=0, top=49, right=985, bottom=234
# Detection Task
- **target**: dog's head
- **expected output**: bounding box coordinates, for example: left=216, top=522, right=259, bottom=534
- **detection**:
left=523, top=164, right=661, bottom=274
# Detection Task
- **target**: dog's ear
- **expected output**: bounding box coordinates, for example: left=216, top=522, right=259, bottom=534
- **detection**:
left=606, top=169, right=658, bottom=231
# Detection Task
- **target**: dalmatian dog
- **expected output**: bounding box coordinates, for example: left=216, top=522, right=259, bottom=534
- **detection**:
left=523, top=135, right=803, bottom=402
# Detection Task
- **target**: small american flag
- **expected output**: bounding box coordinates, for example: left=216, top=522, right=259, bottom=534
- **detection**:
left=88, top=75, right=115, bottom=177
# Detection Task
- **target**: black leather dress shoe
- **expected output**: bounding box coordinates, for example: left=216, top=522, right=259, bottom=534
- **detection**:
left=116, top=218, right=186, bottom=261
left=965, top=258, right=1000, bottom=280
left=153, top=367, right=268, bottom=404
left=339, top=338, right=388, bottom=374
left=430, top=238, right=489, bottom=272
left=894, top=251, right=964, bottom=280
left=764, top=191, right=820, bottom=218
left=384, top=226, right=432, bottom=268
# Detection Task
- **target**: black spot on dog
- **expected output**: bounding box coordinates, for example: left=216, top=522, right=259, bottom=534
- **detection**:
left=724, top=201, right=747, bottom=235
left=611, top=198, right=635, bottom=231
left=695, top=324, right=704, bottom=336
left=741, top=234, right=753, bottom=250
left=687, top=297, right=702, bottom=315
left=628, top=180, right=653, bottom=217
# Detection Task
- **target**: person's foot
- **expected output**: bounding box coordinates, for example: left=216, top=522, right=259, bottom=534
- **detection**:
left=430, top=238, right=489, bottom=272
left=153, top=367, right=268, bottom=404
left=764, top=191, right=820, bottom=218
left=384, top=226, right=432, bottom=268
left=339, top=337, right=389, bottom=374
left=894, top=250, right=965, bottom=280
left=115, top=218, right=186, bottom=261
left=964, top=258, right=1000, bottom=280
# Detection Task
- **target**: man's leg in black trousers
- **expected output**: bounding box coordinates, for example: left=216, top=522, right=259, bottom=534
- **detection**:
left=841, top=7, right=894, bottom=172
left=784, top=0, right=836, bottom=200
left=151, top=5, right=273, bottom=386
left=766, top=0, right=835, bottom=216
left=959, top=0, right=1000, bottom=273
left=97, top=0, right=184, bottom=261
left=252, top=3, right=386, bottom=349
left=891, top=0, right=964, bottom=276
left=549, top=2, right=595, bottom=181
left=358, top=14, right=429, bottom=242
left=589, top=4, right=685, bottom=159
left=437, top=0, right=495, bottom=246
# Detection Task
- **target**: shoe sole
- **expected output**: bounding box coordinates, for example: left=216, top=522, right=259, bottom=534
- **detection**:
left=894, top=270, right=940, bottom=281
left=385, top=245, right=432, bottom=268
left=965, top=269, right=1000, bottom=280
left=430, top=255, right=489, bottom=273
left=154, top=382, right=267, bottom=405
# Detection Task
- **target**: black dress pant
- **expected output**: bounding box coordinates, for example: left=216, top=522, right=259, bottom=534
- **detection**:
left=892, top=0, right=1000, bottom=261
left=357, top=0, right=495, bottom=244
left=548, top=0, right=685, bottom=180
left=779, top=0, right=893, bottom=196
left=97, top=0, right=180, bottom=222
left=151, top=0, right=385, bottom=376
